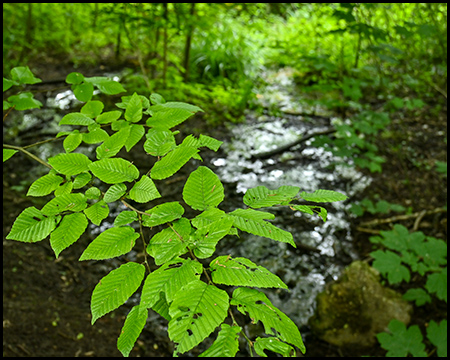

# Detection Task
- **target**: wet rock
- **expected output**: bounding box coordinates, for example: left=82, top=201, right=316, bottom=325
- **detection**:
left=308, top=261, right=412, bottom=349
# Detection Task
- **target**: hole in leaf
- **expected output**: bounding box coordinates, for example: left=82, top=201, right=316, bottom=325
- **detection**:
left=193, top=312, right=203, bottom=319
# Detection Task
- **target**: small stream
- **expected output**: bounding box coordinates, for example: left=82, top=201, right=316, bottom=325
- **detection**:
left=5, top=67, right=372, bottom=350
left=210, top=68, right=372, bottom=327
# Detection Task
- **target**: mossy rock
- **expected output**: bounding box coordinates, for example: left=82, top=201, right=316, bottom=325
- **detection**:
left=309, top=261, right=412, bottom=349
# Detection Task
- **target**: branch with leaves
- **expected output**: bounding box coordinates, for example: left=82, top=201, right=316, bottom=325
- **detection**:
left=4, top=67, right=349, bottom=357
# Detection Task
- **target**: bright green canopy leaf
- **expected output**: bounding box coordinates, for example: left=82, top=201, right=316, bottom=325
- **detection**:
left=91, top=262, right=145, bottom=325
left=254, top=337, right=295, bottom=357
left=168, top=280, right=229, bottom=355
left=59, top=112, right=95, bottom=126
left=243, top=185, right=299, bottom=208
left=50, top=212, right=88, bottom=258
left=299, top=189, right=348, bottom=202
left=83, top=200, right=109, bottom=225
left=41, top=193, right=87, bottom=215
left=141, top=258, right=203, bottom=309
left=129, top=175, right=161, bottom=203
left=79, top=226, right=139, bottom=260
left=291, top=204, right=328, bottom=222
left=192, top=217, right=234, bottom=258
left=183, top=166, right=224, bottom=211
left=199, top=324, right=241, bottom=357
left=210, top=256, right=288, bottom=289
left=146, top=218, right=191, bottom=265
left=125, top=92, right=143, bottom=123
left=27, top=173, right=64, bottom=197
left=48, top=152, right=92, bottom=176
left=231, top=287, right=305, bottom=353
left=6, top=206, right=60, bottom=243
left=89, top=158, right=139, bottom=184
left=142, top=201, right=184, bottom=227
left=103, top=183, right=127, bottom=203
left=229, top=208, right=296, bottom=247
left=117, top=305, right=148, bottom=357
left=3, top=149, right=18, bottom=162
left=144, top=128, right=176, bottom=156
left=151, top=146, right=199, bottom=180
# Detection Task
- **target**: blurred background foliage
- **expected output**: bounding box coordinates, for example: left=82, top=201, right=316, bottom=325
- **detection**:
left=3, top=3, right=447, bottom=124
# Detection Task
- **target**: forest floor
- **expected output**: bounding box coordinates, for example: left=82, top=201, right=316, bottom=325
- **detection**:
left=3, top=62, right=447, bottom=357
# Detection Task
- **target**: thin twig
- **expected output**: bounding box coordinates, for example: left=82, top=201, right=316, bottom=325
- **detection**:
left=3, top=143, right=52, bottom=169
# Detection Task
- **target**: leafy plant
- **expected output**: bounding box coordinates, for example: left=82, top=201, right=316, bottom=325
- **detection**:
left=369, top=224, right=447, bottom=357
left=4, top=67, right=348, bottom=357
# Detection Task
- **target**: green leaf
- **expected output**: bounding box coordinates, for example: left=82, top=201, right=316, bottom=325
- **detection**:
left=96, top=110, right=122, bottom=124
left=199, top=324, right=241, bottom=357
left=402, top=288, right=432, bottom=306
left=91, top=262, right=145, bottom=324
left=427, top=320, right=447, bottom=357
left=192, top=217, right=234, bottom=258
left=7, top=92, right=42, bottom=110
left=147, top=102, right=203, bottom=129
left=89, top=158, right=139, bottom=184
left=229, top=208, right=296, bottom=247
left=142, top=201, right=185, bottom=227
left=96, top=126, right=130, bottom=159
left=290, top=204, right=328, bottom=222
left=150, top=93, right=166, bottom=105
left=210, top=256, right=288, bottom=289
left=199, top=134, right=223, bottom=152
left=73, top=172, right=92, bottom=189
left=83, top=200, right=109, bottom=226
left=124, top=124, right=145, bottom=152
left=129, top=175, right=161, bottom=203
left=50, top=212, right=88, bottom=258
left=48, top=153, right=92, bottom=176
left=81, top=100, right=104, bottom=118
left=114, top=211, right=138, bottom=227
left=59, top=112, right=95, bottom=126
left=66, top=72, right=84, bottom=85
left=6, top=206, right=60, bottom=243
left=425, top=267, right=447, bottom=302
left=376, top=319, right=427, bottom=357
left=10, top=66, right=41, bottom=85
left=3, top=149, right=18, bottom=162
left=146, top=218, right=191, bottom=265
left=27, top=173, right=64, bottom=196
left=243, top=185, right=299, bottom=209
left=254, top=337, right=295, bottom=357
left=370, top=250, right=411, bottom=284
left=231, top=287, right=305, bottom=353
left=82, top=127, right=109, bottom=144
left=151, top=146, right=199, bottom=180
left=63, top=131, right=83, bottom=153
left=141, top=258, right=203, bottom=309
left=117, top=305, right=148, bottom=357
left=183, top=166, right=225, bottom=211
left=168, top=280, right=229, bottom=355
left=144, top=128, right=176, bottom=156
left=299, top=189, right=348, bottom=202
left=79, top=226, right=138, bottom=261
left=72, top=82, right=94, bottom=102
left=41, top=193, right=87, bottom=216
left=125, top=92, right=143, bottom=123
left=103, top=183, right=127, bottom=203
left=84, top=76, right=126, bottom=95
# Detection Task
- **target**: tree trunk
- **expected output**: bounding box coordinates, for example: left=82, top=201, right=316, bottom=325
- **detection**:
left=183, top=3, right=196, bottom=82
left=162, top=3, right=168, bottom=87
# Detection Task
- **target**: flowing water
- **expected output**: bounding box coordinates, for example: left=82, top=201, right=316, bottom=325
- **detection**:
left=209, top=68, right=372, bottom=327
left=5, top=67, right=372, bottom=349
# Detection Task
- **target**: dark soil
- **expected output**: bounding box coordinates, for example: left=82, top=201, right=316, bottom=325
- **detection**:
left=3, top=62, right=447, bottom=357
